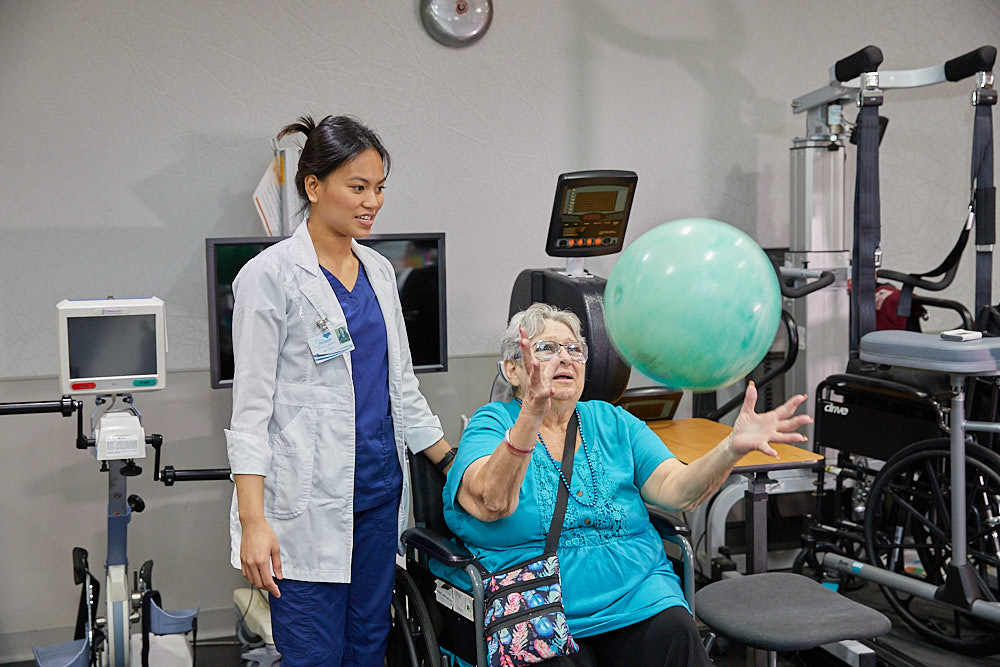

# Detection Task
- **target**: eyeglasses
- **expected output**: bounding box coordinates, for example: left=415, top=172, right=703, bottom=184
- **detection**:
left=520, top=340, right=588, bottom=362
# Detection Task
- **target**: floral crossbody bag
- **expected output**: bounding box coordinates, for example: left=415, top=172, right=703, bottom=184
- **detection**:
left=483, top=412, right=581, bottom=666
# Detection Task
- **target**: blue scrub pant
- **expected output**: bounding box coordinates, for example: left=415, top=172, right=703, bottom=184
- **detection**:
left=269, top=495, right=400, bottom=666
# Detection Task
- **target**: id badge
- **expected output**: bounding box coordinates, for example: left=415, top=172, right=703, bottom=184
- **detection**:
left=308, top=322, right=355, bottom=364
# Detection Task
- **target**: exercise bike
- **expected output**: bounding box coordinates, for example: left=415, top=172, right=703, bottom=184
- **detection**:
left=3, top=298, right=199, bottom=667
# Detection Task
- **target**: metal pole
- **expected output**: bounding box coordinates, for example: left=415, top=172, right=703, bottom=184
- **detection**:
left=821, top=553, right=938, bottom=598
left=950, top=376, right=968, bottom=564
left=745, top=472, right=770, bottom=574
left=466, top=564, right=487, bottom=667
left=821, top=553, right=1000, bottom=624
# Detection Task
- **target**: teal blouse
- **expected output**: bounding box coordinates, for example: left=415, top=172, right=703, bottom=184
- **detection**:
left=442, top=400, right=687, bottom=638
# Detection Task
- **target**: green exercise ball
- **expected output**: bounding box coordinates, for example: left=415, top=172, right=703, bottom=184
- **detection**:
left=604, top=218, right=781, bottom=392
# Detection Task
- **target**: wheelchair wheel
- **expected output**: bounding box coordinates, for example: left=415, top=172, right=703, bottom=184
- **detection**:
left=387, top=566, right=441, bottom=667
left=864, top=438, right=1000, bottom=656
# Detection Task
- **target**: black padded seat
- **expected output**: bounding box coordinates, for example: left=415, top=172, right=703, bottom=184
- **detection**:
left=695, top=573, right=890, bottom=652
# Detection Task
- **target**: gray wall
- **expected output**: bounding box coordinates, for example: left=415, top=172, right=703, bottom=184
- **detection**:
left=2, top=0, right=999, bottom=660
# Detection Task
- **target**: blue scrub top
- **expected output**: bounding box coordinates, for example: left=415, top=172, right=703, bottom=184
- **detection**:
left=322, top=261, right=401, bottom=511
left=442, top=400, right=687, bottom=638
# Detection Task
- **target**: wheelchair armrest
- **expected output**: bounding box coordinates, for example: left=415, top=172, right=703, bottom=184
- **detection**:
left=878, top=264, right=963, bottom=292
left=911, top=295, right=973, bottom=329
left=401, top=527, right=476, bottom=567
left=878, top=269, right=938, bottom=291
left=646, top=505, right=690, bottom=538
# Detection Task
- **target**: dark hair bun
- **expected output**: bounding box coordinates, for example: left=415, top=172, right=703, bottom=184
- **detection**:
left=276, top=115, right=316, bottom=141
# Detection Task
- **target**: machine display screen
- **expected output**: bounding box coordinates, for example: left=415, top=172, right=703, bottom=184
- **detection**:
left=67, top=315, right=158, bottom=379
left=568, top=190, right=619, bottom=214
left=552, top=184, right=631, bottom=252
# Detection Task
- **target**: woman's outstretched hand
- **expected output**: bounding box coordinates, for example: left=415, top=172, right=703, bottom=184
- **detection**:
left=517, top=325, right=560, bottom=420
left=729, top=381, right=812, bottom=458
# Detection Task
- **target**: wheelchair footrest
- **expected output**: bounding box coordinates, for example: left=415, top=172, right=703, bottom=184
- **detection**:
left=242, top=644, right=282, bottom=667
left=32, top=638, right=89, bottom=667
left=148, top=598, right=198, bottom=635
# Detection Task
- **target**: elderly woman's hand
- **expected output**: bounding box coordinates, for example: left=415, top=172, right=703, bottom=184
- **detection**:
left=517, top=325, right=561, bottom=419
left=729, top=381, right=811, bottom=457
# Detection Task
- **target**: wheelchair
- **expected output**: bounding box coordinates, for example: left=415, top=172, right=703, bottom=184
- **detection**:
left=387, top=387, right=698, bottom=667
left=792, top=271, right=1000, bottom=657
left=793, top=176, right=1000, bottom=655
left=794, top=335, right=1000, bottom=656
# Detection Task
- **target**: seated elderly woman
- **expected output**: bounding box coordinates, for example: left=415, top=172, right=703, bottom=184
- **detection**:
left=442, top=303, right=811, bottom=667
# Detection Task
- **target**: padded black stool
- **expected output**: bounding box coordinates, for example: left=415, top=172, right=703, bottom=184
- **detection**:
left=696, top=573, right=890, bottom=666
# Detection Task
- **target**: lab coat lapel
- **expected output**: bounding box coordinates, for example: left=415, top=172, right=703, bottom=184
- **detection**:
left=290, top=218, right=320, bottom=275
left=292, top=222, right=353, bottom=375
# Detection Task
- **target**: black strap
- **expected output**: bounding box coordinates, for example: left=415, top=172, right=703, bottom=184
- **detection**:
left=897, top=283, right=914, bottom=320
left=544, top=411, right=579, bottom=555
left=435, top=447, right=458, bottom=473
left=973, top=101, right=995, bottom=315
left=850, top=102, right=882, bottom=357
left=893, top=87, right=993, bottom=320
left=140, top=590, right=163, bottom=667
left=891, top=221, right=970, bottom=318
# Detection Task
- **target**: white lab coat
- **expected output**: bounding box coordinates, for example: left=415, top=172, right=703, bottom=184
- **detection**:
left=226, top=220, right=444, bottom=583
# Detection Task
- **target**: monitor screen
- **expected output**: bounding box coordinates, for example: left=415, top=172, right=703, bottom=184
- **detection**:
left=545, top=170, right=636, bottom=257
left=207, top=233, right=447, bottom=388
left=68, top=314, right=158, bottom=379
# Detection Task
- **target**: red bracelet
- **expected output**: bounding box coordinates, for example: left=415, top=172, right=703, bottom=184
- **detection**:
left=503, top=429, right=534, bottom=455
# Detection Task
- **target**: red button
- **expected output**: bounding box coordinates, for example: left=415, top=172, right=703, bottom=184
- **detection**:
left=72, top=382, right=96, bottom=390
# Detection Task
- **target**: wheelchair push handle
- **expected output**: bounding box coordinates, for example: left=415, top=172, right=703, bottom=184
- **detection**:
left=944, top=45, right=997, bottom=82
left=834, top=45, right=883, bottom=82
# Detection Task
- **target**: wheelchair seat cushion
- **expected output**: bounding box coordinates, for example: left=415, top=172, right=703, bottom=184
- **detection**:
left=695, top=573, right=890, bottom=651
left=860, top=330, right=1000, bottom=375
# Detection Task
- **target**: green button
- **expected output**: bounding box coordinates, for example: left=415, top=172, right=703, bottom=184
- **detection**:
left=133, top=379, right=157, bottom=387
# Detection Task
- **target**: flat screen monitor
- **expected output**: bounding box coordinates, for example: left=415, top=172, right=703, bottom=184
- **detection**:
left=206, top=233, right=447, bottom=388
left=57, top=297, right=168, bottom=395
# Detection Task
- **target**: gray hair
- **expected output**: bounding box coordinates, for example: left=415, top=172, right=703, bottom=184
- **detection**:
left=495, top=303, right=586, bottom=400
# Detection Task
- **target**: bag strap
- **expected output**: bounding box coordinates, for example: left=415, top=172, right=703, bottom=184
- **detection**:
left=544, top=411, right=579, bottom=554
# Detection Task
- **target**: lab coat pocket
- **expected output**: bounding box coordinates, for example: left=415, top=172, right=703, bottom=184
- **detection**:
left=266, top=386, right=318, bottom=519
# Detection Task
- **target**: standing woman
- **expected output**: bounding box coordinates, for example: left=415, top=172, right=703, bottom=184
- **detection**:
left=226, top=115, right=455, bottom=666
